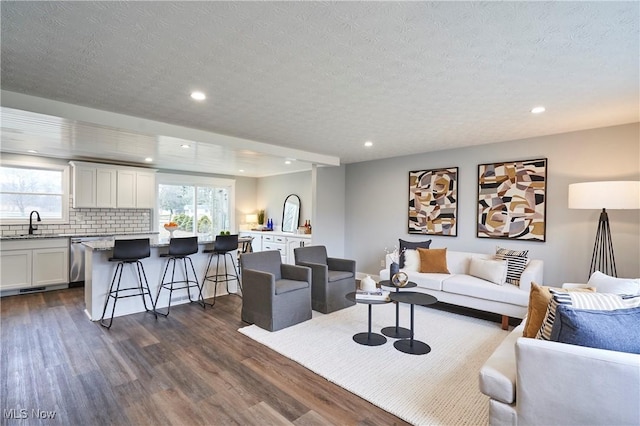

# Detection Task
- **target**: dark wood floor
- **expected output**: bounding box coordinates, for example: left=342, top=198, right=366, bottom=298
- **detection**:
left=1, top=287, right=410, bottom=426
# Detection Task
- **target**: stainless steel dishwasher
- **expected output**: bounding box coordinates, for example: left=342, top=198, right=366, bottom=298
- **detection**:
left=69, top=236, right=111, bottom=284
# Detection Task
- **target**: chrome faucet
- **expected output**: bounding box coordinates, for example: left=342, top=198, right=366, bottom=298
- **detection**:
left=29, top=210, right=41, bottom=235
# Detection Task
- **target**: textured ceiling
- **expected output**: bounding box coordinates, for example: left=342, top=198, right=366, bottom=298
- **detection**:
left=1, top=1, right=638, bottom=176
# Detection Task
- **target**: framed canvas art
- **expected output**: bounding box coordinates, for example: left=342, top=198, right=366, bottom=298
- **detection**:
left=477, top=158, right=547, bottom=241
left=408, top=167, right=458, bottom=236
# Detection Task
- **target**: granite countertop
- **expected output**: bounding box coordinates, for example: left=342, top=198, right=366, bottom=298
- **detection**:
left=83, top=235, right=251, bottom=251
left=0, top=231, right=159, bottom=241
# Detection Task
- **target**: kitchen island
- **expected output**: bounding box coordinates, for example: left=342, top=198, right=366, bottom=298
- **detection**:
left=83, top=236, right=245, bottom=321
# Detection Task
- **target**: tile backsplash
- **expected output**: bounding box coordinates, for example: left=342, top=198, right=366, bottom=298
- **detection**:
left=0, top=199, right=152, bottom=237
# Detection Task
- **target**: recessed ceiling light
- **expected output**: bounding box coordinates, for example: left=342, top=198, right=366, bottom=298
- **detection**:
left=190, top=91, right=206, bottom=101
left=238, top=169, right=245, bottom=173
left=27, top=149, right=38, bottom=154
left=144, top=157, right=153, bottom=162
left=285, top=160, right=292, bottom=165
left=364, top=141, right=373, bottom=147
left=531, top=106, right=546, bottom=114
left=181, top=144, right=190, bottom=149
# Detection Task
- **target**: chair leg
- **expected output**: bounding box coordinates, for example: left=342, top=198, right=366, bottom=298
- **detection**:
left=226, top=253, right=242, bottom=296
left=201, top=253, right=217, bottom=307
left=187, top=256, right=208, bottom=309
left=155, top=257, right=172, bottom=317
left=136, top=261, right=157, bottom=318
left=100, top=262, right=123, bottom=329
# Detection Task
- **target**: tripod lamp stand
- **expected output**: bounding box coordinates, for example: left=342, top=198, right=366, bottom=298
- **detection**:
left=568, top=181, right=640, bottom=278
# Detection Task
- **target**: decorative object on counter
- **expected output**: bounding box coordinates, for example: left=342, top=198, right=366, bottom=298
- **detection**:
left=266, top=218, right=273, bottom=230
left=360, top=275, right=377, bottom=292
left=164, top=222, right=178, bottom=238
left=391, top=271, right=409, bottom=287
left=245, top=214, right=258, bottom=228
left=282, top=194, right=301, bottom=233
left=477, top=158, right=547, bottom=241
left=409, top=167, right=458, bottom=236
left=257, top=210, right=265, bottom=226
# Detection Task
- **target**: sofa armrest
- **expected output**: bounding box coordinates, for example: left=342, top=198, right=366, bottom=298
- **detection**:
left=518, top=259, right=543, bottom=294
left=281, top=263, right=312, bottom=283
left=327, top=257, right=356, bottom=273
left=516, top=337, right=640, bottom=426
left=243, top=269, right=275, bottom=298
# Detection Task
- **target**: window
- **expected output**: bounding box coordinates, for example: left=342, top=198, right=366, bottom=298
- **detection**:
left=156, top=174, right=234, bottom=238
left=0, top=163, right=69, bottom=223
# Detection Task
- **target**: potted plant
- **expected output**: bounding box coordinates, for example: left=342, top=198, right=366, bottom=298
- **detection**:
left=257, top=209, right=265, bottom=226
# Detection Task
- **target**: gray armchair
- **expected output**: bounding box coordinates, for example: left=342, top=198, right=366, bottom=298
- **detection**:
left=240, top=250, right=312, bottom=331
left=294, top=245, right=356, bottom=314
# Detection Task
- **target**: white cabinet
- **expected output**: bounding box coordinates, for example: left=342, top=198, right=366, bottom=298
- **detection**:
left=240, top=231, right=311, bottom=264
left=286, top=237, right=308, bottom=264
left=0, top=238, right=69, bottom=291
left=70, top=161, right=155, bottom=209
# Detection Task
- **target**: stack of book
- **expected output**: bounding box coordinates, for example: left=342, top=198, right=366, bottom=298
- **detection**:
left=355, top=289, right=390, bottom=301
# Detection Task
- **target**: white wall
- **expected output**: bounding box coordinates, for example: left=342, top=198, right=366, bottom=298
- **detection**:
left=345, top=123, right=640, bottom=284
left=257, top=171, right=312, bottom=231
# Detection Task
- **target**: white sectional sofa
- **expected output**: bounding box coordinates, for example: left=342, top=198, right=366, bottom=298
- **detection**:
left=379, top=250, right=544, bottom=328
left=480, top=321, right=640, bottom=425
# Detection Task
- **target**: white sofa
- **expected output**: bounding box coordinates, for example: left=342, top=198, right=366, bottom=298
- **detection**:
left=379, top=250, right=544, bottom=329
left=480, top=322, right=640, bottom=425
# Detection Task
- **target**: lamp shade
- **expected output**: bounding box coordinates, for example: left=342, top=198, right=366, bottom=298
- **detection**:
left=245, top=214, right=258, bottom=223
left=568, top=181, right=640, bottom=210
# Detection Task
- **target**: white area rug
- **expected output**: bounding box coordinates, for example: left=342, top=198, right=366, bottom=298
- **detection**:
left=239, top=302, right=509, bottom=425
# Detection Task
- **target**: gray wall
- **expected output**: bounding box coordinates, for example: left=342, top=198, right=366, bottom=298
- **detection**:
left=345, top=123, right=640, bottom=284
left=312, top=164, right=346, bottom=257
left=257, top=171, right=312, bottom=231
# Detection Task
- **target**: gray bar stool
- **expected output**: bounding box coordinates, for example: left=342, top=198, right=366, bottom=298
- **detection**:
left=202, top=234, right=242, bottom=305
left=100, top=238, right=156, bottom=329
left=156, top=236, right=209, bottom=316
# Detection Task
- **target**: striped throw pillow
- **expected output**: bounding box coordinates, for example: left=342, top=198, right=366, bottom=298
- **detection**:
left=535, top=290, right=640, bottom=340
left=495, top=247, right=528, bottom=286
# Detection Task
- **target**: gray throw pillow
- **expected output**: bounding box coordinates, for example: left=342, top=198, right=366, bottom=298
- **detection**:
left=398, top=238, right=431, bottom=268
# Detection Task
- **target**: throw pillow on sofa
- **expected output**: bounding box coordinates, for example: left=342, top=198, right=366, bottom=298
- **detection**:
left=495, top=247, right=528, bottom=286
left=536, top=290, right=640, bottom=341
left=587, top=271, right=640, bottom=295
left=417, top=248, right=450, bottom=273
left=550, top=305, right=640, bottom=354
left=468, top=257, right=507, bottom=285
left=403, top=249, right=421, bottom=272
left=522, top=282, right=595, bottom=338
left=399, top=239, right=432, bottom=268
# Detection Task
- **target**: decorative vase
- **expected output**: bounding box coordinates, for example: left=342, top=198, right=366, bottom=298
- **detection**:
left=360, top=275, right=377, bottom=292
left=389, top=262, right=399, bottom=280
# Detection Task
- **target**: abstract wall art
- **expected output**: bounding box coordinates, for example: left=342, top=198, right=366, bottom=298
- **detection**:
left=409, top=167, right=458, bottom=236
left=477, top=158, right=547, bottom=241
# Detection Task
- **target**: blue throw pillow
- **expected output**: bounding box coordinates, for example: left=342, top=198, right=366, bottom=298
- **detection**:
left=399, top=239, right=431, bottom=268
left=550, top=305, right=640, bottom=354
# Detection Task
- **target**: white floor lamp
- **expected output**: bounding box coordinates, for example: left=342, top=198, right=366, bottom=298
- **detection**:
left=568, top=181, right=640, bottom=278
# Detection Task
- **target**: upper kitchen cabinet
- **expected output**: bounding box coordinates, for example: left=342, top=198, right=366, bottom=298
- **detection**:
left=70, top=161, right=156, bottom=209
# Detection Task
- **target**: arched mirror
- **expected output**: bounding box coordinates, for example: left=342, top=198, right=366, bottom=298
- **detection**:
left=282, top=194, right=301, bottom=233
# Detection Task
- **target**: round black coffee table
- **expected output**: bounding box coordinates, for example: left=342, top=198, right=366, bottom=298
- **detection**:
left=379, top=279, right=417, bottom=338
left=389, top=291, right=438, bottom=355
left=345, top=291, right=390, bottom=346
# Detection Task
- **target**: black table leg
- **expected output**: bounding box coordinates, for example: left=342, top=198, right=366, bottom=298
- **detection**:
left=353, top=303, right=387, bottom=346
left=393, top=303, right=431, bottom=355
left=381, top=288, right=412, bottom=338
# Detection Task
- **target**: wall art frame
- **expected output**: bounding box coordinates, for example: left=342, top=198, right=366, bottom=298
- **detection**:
left=408, top=167, right=458, bottom=236
left=477, top=158, right=547, bottom=241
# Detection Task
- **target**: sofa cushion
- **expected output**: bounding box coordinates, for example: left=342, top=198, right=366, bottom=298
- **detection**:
left=327, top=270, right=353, bottom=282
left=536, top=290, right=637, bottom=340
left=495, top=247, right=529, bottom=286
left=469, top=257, right=507, bottom=285
left=522, top=283, right=595, bottom=338
left=399, top=238, right=431, bottom=268
left=405, top=270, right=449, bottom=291
left=275, top=278, right=309, bottom=295
left=442, top=274, right=529, bottom=306
left=418, top=248, right=450, bottom=273
left=550, top=305, right=640, bottom=354
left=403, top=249, right=420, bottom=272
left=587, top=271, right=640, bottom=296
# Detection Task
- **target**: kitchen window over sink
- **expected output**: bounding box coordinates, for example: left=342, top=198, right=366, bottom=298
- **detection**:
left=156, top=173, right=235, bottom=238
left=0, top=162, right=69, bottom=223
